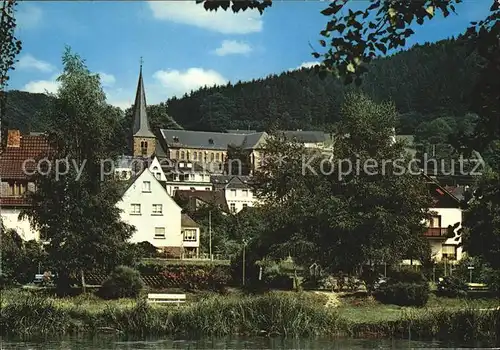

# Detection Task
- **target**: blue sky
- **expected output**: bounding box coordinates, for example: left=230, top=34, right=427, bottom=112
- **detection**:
left=10, top=1, right=491, bottom=110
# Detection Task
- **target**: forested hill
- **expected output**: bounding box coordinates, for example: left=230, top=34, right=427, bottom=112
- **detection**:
left=4, top=38, right=480, bottom=136
left=165, top=38, right=481, bottom=134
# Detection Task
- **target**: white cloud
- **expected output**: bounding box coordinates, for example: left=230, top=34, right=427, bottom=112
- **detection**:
left=214, top=40, right=252, bottom=56
left=98, top=72, right=116, bottom=87
left=153, top=68, right=227, bottom=98
left=293, top=61, right=321, bottom=70
left=16, top=4, right=43, bottom=30
left=17, top=55, right=55, bottom=73
left=148, top=2, right=263, bottom=34
left=23, top=79, right=60, bottom=94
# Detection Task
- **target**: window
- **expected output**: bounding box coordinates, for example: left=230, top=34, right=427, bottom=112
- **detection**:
left=130, top=204, right=141, bottom=215
left=243, top=203, right=248, bottom=209
left=216, top=153, right=220, bottom=161
left=242, top=189, right=249, bottom=197
left=154, top=227, right=166, bottom=239
left=142, top=181, right=151, bottom=192
left=428, top=215, right=441, bottom=228
left=193, top=152, right=198, bottom=161
left=140, top=141, right=148, bottom=155
left=200, top=174, right=205, bottom=181
left=210, top=153, right=215, bottom=161
left=155, top=172, right=161, bottom=180
left=199, top=152, right=203, bottom=161
left=190, top=173, right=195, bottom=180
left=442, top=245, right=457, bottom=260
left=183, top=229, right=197, bottom=242
left=121, top=170, right=128, bottom=179
left=230, top=189, right=236, bottom=197
left=208, top=138, right=214, bottom=145
left=176, top=150, right=180, bottom=159
left=174, top=186, right=179, bottom=190
left=181, top=151, right=185, bottom=160
left=190, top=187, right=195, bottom=190
left=205, top=187, right=211, bottom=191
left=230, top=203, right=236, bottom=212
left=153, top=166, right=158, bottom=170
left=152, top=204, right=163, bottom=215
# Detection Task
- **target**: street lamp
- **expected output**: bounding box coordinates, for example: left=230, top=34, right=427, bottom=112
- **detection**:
left=468, top=265, right=474, bottom=284
left=242, top=238, right=248, bottom=286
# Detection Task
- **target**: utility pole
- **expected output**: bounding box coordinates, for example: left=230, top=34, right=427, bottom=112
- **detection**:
left=242, top=238, right=247, bottom=286
left=208, top=210, right=212, bottom=260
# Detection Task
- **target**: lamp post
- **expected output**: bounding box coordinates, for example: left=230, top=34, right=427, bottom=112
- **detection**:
left=208, top=210, right=212, bottom=260
left=242, top=238, right=248, bottom=286
left=468, top=265, right=474, bottom=284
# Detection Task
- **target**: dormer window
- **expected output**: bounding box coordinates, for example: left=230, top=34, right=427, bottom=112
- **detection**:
left=173, top=136, right=179, bottom=143
left=208, top=138, right=214, bottom=145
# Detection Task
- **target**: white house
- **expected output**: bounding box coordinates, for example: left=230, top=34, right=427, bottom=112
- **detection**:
left=424, top=176, right=464, bottom=263
left=159, top=160, right=214, bottom=196
left=117, top=168, right=200, bottom=258
left=211, top=175, right=259, bottom=213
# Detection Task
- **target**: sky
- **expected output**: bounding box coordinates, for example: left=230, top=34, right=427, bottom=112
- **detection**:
left=9, top=1, right=491, bottom=110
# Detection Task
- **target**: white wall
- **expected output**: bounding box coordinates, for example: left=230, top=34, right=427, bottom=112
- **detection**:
left=165, top=183, right=213, bottom=196
left=429, top=207, right=464, bottom=262
left=1, top=208, right=39, bottom=241
left=225, top=187, right=257, bottom=213
left=149, top=157, right=167, bottom=182
left=117, top=169, right=190, bottom=249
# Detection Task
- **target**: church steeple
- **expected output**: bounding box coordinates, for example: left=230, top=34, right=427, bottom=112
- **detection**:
left=132, top=60, right=155, bottom=138
left=132, top=59, right=156, bottom=157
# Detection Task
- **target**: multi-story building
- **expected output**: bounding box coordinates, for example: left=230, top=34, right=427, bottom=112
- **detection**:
left=211, top=175, right=258, bottom=213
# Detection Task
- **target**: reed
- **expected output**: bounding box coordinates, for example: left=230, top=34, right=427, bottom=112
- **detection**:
left=0, top=289, right=498, bottom=345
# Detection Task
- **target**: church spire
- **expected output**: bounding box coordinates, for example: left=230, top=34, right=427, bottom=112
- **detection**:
left=132, top=59, right=155, bottom=138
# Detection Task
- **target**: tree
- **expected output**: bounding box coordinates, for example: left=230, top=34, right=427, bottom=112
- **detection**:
left=198, top=0, right=499, bottom=151
left=21, top=47, right=136, bottom=294
left=1, top=0, right=22, bottom=149
left=252, top=93, right=432, bottom=272
left=462, top=171, right=500, bottom=270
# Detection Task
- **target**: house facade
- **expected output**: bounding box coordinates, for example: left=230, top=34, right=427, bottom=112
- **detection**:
left=211, top=175, right=258, bottom=213
left=0, top=130, right=51, bottom=241
left=117, top=168, right=200, bottom=258
left=422, top=175, right=464, bottom=263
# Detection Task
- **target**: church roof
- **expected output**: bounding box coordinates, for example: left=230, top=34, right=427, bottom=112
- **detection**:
left=160, top=129, right=267, bottom=150
left=132, top=65, right=155, bottom=139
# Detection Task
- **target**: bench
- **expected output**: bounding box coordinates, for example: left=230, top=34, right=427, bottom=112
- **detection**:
left=147, top=293, right=186, bottom=305
left=467, top=283, right=488, bottom=291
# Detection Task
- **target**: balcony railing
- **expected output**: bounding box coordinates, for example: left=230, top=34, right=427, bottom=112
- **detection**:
left=423, top=227, right=448, bottom=237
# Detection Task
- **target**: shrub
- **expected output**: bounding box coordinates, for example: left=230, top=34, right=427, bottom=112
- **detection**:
left=97, top=266, right=143, bottom=300
left=375, top=282, right=430, bottom=307
left=374, top=270, right=429, bottom=307
left=436, top=276, right=468, bottom=298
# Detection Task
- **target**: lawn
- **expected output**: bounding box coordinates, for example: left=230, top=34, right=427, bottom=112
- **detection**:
left=335, top=292, right=500, bottom=323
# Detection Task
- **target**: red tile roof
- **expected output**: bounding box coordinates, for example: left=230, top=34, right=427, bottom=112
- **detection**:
left=0, top=134, right=51, bottom=180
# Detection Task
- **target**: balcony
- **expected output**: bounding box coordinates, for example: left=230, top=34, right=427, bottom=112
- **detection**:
left=423, top=227, right=448, bottom=238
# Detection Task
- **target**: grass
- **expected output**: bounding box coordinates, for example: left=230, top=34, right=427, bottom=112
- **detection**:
left=0, top=288, right=499, bottom=344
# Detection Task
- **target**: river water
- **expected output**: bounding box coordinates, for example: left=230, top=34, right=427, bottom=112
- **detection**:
left=0, top=336, right=482, bottom=349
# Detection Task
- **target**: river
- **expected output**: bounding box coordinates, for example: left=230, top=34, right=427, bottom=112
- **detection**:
left=0, top=336, right=485, bottom=349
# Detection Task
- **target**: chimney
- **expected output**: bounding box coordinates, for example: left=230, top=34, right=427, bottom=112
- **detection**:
left=7, top=130, right=21, bottom=148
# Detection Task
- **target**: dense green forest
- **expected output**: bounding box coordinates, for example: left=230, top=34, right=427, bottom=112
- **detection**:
left=4, top=38, right=480, bottom=140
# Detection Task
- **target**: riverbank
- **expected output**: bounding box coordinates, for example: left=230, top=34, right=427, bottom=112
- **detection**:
left=0, top=289, right=499, bottom=344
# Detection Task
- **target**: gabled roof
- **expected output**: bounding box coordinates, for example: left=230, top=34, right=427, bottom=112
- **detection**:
left=132, top=65, right=155, bottom=139
left=175, top=189, right=230, bottom=213
left=211, top=175, right=253, bottom=189
left=181, top=213, right=199, bottom=228
left=160, top=129, right=267, bottom=151
left=423, top=173, right=461, bottom=208
left=0, top=134, right=52, bottom=180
